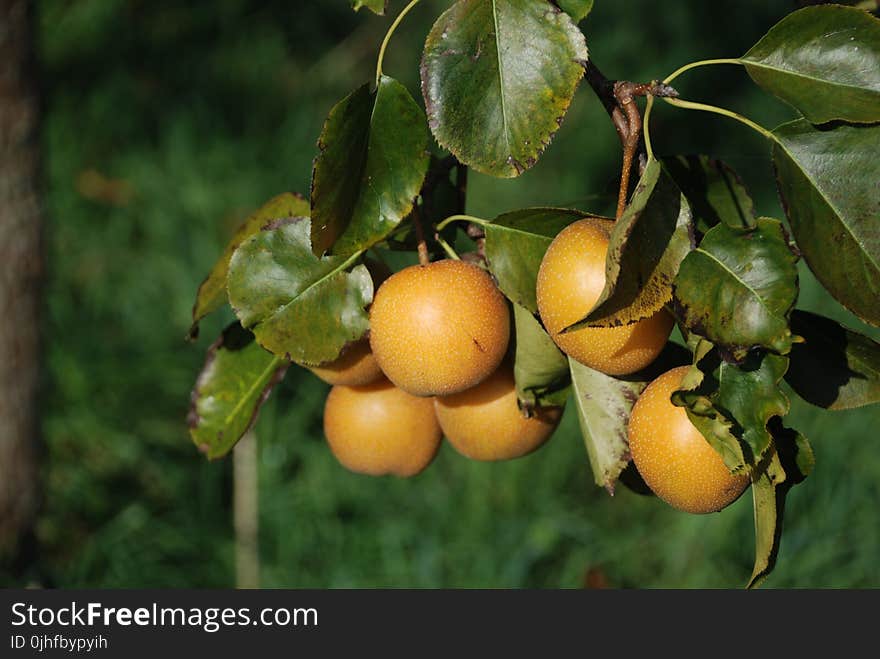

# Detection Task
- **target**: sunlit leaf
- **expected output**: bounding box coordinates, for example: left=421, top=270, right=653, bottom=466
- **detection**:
left=421, top=0, right=588, bottom=177
left=311, top=75, right=429, bottom=256
left=188, top=323, right=288, bottom=460
left=512, top=303, right=570, bottom=410
left=351, top=0, right=387, bottom=15
left=673, top=341, right=790, bottom=470
left=484, top=207, right=591, bottom=313
left=748, top=421, right=814, bottom=589
left=227, top=218, right=372, bottom=364
left=742, top=5, right=880, bottom=124
left=556, top=0, right=594, bottom=23
left=570, top=343, right=690, bottom=492
left=673, top=218, right=798, bottom=359
left=190, top=193, right=309, bottom=338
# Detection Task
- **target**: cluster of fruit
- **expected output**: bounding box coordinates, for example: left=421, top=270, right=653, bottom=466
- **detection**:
left=313, top=217, right=748, bottom=515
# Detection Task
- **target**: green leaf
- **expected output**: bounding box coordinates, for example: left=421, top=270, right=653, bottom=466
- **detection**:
left=555, top=0, right=593, bottom=23
left=351, top=0, right=387, bottom=15
left=672, top=340, right=749, bottom=472
left=512, top=303, right=570, bottom=410
left=673, top=218, right=798, bottom=359
left=742, top=5, right=880, bottom=124
left=773, top=119, right=880, bottom=327
left=747, top=421, right=814, bottom=589
left=421, top=0, right=588, bottom=177
left=188, top=323, right=288, bottom=460
left=484, top=207, right=592, bottom=313
left=673, top=342, right=791, bottom=470
left=227, top=218, right=373, bottom=364
left=567, top=159, right=693, bottom=330
left=311, top=75, right=430, bottom=256
left=786, top=310, right=880, bottom=410
left=663, top=155, right=756, bottom=234
left=570, top=343, right=690, bottom=492
left=190, top=193, right=309, bottom=338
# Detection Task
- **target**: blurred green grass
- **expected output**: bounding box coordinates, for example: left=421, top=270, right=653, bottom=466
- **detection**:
left=7, top=0, right=877, bottom=588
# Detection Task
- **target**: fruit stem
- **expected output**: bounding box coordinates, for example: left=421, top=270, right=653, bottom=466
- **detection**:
left=643, top=93, right=656, bottom=162
left=435, top=234, right=461, bottom=261
left=411, top=205, right=430, bottom=266
left=661, top=58, right=743, bottom=86
left=613, top=82, right=644, bottom=220
left=375, top=0, right=421, bottom=88
left=435, top=214, right=489, bottom=232
left=661, top=97, right=778, bottom=144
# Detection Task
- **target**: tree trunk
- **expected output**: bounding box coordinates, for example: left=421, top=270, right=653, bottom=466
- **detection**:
left=0, top=0, right=42, bottom=559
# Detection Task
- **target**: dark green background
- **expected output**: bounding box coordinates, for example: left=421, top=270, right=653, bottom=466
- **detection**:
left=6, top=0, right=878, bottom=588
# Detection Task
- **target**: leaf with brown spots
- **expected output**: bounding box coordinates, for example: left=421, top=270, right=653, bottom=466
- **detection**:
left=673, top=218, right=798, bottom=360
left=188, top=323, right=288, bottom=460
left=672, top=339, right=791, bottom=472
left=748, top=421, right=814, bottom=588
left=566, top=159, right=693, bottom=331
left=190, top=193, right=309, bottom=339
left=420, top=0, right=588, bottom=177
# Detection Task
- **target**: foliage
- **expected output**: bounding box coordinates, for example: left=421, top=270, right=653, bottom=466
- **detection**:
left=21, top=0, right=880, bottom=590
left=180, top=0, right=880, bottom=588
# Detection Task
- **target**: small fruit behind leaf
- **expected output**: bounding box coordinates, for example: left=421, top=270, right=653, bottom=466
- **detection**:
left=307, top=339, right=383, bottom=386
left=323, top=379, right=442, bottom=477
left=536, top=218, right=673, bottom=376
left=627, top=365, right=749, bottom=514
left=369, top=259, right=510, bottom=396
left=435, top=364, right=561, bottom=461
left=301, top=256, right=392, bottom=386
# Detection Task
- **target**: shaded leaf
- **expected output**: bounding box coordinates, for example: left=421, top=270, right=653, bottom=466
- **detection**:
left=484, top=207, right=591, bottom=312
left=673, top=218, right=798, bottom=359
left=787, top=309, right=880, bottom=410
left=748, top=421, right=814, bottom=589
left=228, top=218, right=373, bottom=364
left=351, top=0, right=387, bottom=15
left=190, top=193, right=309, bottom=337
left=663, top=155, right=756, bottom=234
left=512, top=302, right=570, bottom=410
left=570, top=342, right=690, bottom=492
left=568, top=159, right=693, bottom=330
left=742, top=5, right=880, bottom=124
left=555, top=0, right=593, bottom=22
left=673, top=341, right=791, bottom=470
left=421, top=0, right=588, bottom=177
left=773, top=119, right=880, bottom=327
left=188, top=323, right=288, bottom=460
left=311, top=75, right=430, bottom=256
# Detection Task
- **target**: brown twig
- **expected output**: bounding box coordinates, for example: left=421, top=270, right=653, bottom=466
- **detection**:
left=581, top=59, right=678, bottom=219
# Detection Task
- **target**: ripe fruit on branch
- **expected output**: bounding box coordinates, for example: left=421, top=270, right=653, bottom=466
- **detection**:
left=369, top=259, right=510, bottom=396
left=307, top=339, right=383, bottom=386
left=536, top=218, right=674, bottom=376
left=434, top=364, right=562, bottom=461
left=627, top=366, right=750, bottom=514
left=323, top=379, right=442, bottom=477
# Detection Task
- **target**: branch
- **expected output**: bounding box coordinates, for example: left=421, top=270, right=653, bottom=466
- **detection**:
left=580, top=59, right=678, bottom=218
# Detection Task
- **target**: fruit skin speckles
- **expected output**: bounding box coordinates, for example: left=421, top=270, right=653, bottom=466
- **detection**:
left=627, top=366, right=749, bottom=514
left=536, top=218, right=673, bottom=376
left=369, top=259, right=510, bottom=397
left=323, top=378, right=442, bottom=477
left=435, top=363, right=562, bottom=461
